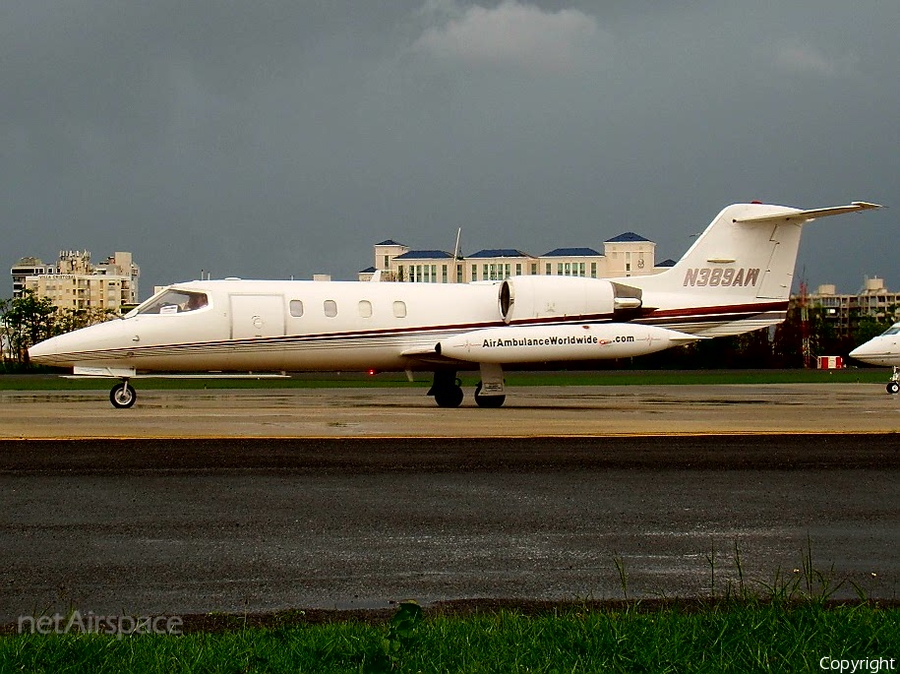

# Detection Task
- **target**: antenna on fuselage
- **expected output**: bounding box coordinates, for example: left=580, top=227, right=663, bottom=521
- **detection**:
left=451, top=227, right=463, bottom=284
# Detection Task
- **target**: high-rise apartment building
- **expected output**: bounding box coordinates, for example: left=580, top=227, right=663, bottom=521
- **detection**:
left=10, top=250, right=140, bottom=312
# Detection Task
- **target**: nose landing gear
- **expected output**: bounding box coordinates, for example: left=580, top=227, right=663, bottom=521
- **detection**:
left=110, top=380, right=137, bottom=408
left=888, top=367, right=900, bottom=395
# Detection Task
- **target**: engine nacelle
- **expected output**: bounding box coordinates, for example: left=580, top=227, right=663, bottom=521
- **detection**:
left=437, top=323, right=699, bottom=364
left=498, top=276, right=642, bottom=324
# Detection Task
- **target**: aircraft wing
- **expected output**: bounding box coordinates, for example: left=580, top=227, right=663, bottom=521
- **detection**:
left=399, top=345, right=461, bottom=366
left=733, top=201, right=882, bottom=225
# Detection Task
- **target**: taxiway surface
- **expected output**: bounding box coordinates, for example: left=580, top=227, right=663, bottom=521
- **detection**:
left=1, top=384, right=899, bottom=623
left=1, top=383, right=900, bottom=437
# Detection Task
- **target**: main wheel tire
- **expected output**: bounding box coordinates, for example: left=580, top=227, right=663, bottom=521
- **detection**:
left=474, top=382, right=505, bottom=408
left=434, top=385, right=464, bottom=408
left=887, top=381, right=900, bottom=395
left=110, top=382, right=137, bottom=408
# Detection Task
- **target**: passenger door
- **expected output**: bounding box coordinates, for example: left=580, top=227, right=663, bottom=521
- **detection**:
left=230, top=295, right=286, bottom=339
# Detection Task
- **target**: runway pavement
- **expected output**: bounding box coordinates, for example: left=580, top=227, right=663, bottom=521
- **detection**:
left=1, top=384, right=899, bottom=625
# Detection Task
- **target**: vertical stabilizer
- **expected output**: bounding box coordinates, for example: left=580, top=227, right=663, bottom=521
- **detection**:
left=628, top=202, right=880, bottom=302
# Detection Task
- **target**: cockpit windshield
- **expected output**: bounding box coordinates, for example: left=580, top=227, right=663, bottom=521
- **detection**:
left=880, top=324, right=900, bottom=336
left=129, top=289, right=209, bottom=317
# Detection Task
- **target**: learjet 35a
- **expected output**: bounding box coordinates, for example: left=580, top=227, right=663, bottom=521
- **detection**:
left=29, top=201, right=881, bottom=408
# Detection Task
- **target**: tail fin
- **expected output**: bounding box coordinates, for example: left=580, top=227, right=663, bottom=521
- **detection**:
left=630, top=201, right=881, bottom=300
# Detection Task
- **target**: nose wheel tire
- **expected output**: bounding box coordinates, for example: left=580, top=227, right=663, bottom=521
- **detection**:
left=110, top=382, right=137, bottom=408
left=887, top=381, right=900, bottom=395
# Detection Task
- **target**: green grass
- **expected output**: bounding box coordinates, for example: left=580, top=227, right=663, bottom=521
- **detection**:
left=0, top=368, right=891, bottom=391
left=3, top=602, right=898, bottom=673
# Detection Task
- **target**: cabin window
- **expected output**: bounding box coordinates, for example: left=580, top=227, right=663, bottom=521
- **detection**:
left=134, top=289, right=208, bottom=315
left=290, top=300, right=304, bottom=317
left=393, top=301, right=407, bottom=318
left=324, top=300, right=337, bottom=317
left=358, top=300, right=372, bottom=318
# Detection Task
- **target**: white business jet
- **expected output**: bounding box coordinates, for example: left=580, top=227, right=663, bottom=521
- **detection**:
left=29, top=201, right=881, bottom=408
left=849, top=323, right=900, bottom=394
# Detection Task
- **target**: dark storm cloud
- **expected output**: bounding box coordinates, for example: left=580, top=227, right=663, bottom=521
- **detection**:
left=2, top=1, right=896, bottom=296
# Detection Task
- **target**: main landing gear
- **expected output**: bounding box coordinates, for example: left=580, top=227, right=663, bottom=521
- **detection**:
left=888, top=367, right=900, bottom=395
left=428, top=370, right=465, bottom=408
left=109, top=380, right=137, bottom=408
left=428, top=364, right=507, bottom=408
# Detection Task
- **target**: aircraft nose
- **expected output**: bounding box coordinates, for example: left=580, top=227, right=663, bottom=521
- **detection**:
left=28, top=334, right=64, bottom=364
left=848, top=337, right=897, bottom=366
left=28, top=329, right=93, bottom=366
left=849, top=339, right=884, bottom=359
left=28, top=319, right=131, bottom=368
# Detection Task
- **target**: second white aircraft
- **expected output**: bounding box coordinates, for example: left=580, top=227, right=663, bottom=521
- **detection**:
left=29, top=201, right=881, bottom=408
left=850, top=323, right=900, bottom=394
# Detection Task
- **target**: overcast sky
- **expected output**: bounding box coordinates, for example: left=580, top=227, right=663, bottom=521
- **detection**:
left=2, top=1, right=897, bottom=298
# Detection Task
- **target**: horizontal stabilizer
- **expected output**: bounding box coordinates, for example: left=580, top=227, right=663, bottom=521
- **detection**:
left=733, top=201, right=882, bottom=225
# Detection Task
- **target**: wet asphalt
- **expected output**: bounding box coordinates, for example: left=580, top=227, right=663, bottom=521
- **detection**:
left=1, top=435, right=899, bottom=623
